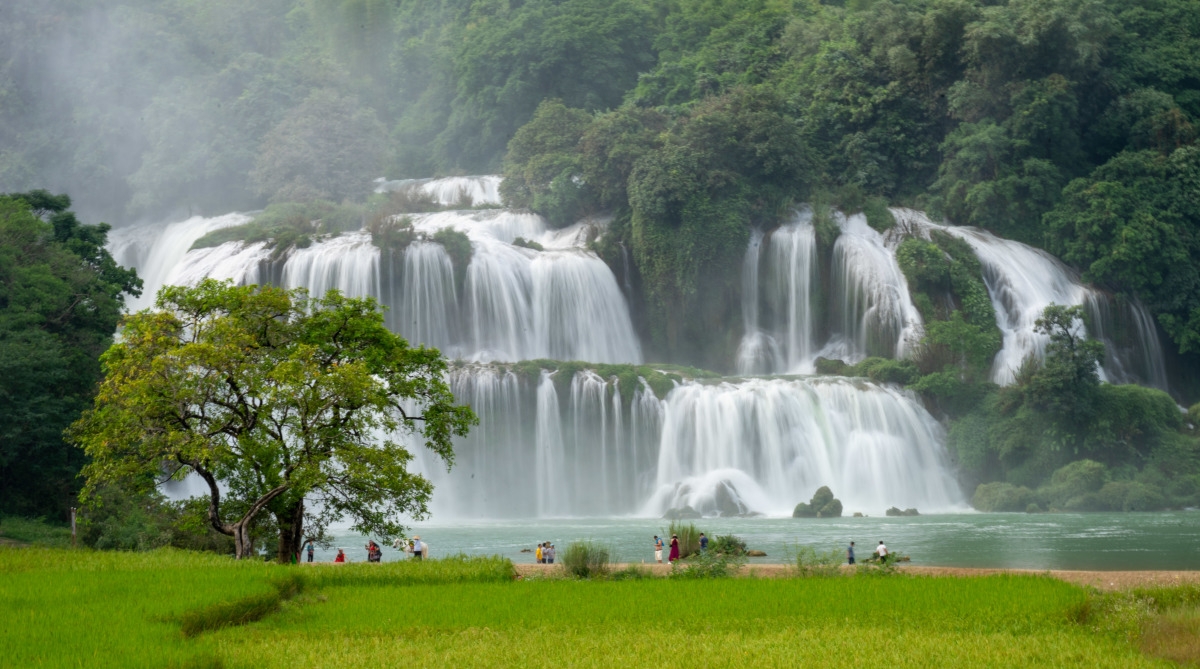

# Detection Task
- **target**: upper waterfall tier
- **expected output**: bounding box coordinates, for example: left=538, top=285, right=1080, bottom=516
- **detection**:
left=409, top=364, right=964, bottom=518
left=108, top=206, right=642, bottom=365
left=374, top=175, right=503, bottom=206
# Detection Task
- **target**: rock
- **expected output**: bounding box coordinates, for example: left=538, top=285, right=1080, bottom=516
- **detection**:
left=663, top=505, right=701, bottom=520
left=794, top=486, right=844, bottom=518
left=885, top=506, right=920, bottom=517
left=713, top=481, right=748, bottom=517
left=519, top=548, right=532, bottom=553
left=853, top=512, right=864, bottom=518
left=746, top=550, right=767, bottom=557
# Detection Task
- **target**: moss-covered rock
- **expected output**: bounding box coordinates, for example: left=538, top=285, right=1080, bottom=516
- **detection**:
left=793, top=486, right=843, bottom=518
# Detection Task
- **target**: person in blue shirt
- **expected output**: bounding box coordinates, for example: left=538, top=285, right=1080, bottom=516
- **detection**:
left=699, top=533, right=708, bottom=551
left=847, top=541, right=855, bottom=565
left=303, top=540, right=315, bottom=563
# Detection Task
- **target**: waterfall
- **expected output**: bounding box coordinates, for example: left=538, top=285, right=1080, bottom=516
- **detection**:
left=374, top=175, right=503, bottom=206
left=827, top=213, right=924, bottom=362
left=396, top=242, right=458, bottom=352
left=281, top=231, right=379, bottom=299
left=645, top=377, right=964, bottom=517
left=107, top=213, right=251, bottom=310
left=735, top=228, right=780, bottom=375
left=765, top=212, right=819, bottom=372
left=894, top=209, right=1169, bottom=390
left=415, top=366, right=963, bottom=518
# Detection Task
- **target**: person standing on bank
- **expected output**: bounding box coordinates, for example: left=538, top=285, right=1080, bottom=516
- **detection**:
left=668, top=534, right=680, bottom=563
left=699, top=533, right=708, bottom=551
left=546, top=544, right=556, bottom=564
left=875, top=540, right=888, bottom=562
left=847, top=541, right=855, bottom=565
left=412, top=535, right=424, bottom=561
left=654, top=535, right=664, bottom=563
left=303, top=540, right=314, bottom=563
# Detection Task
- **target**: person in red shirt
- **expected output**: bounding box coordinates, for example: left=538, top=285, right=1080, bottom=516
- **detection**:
left=334, top=548, right=346, bottom=563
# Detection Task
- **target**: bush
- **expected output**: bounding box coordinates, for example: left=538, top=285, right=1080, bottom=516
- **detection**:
left=431, top=227, right=473, bottom=289
left=972, top=482, right=1036, bottom=512
left=793, top=545, right=843, bottom=578
left=710, top=534, right=747, bottom=556
left=670, top=550, right=745, bottom=580
left=1042, top=460, right=1109, bottom=508
left=560, top=541, right=610, bottom=579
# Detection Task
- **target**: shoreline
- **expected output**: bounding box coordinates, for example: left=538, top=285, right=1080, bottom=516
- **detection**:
left=514, top=562, right=1200, bottom=590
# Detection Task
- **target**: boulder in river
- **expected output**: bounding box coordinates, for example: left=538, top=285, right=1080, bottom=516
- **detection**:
left=793, top=486, right=844, bottom=518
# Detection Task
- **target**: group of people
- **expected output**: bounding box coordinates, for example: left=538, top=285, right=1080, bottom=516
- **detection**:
left=535, top=542, right=556, bottom=564
left=300, top=536, right=427, bottom=563
left=845, top=540, right=889, bottom=565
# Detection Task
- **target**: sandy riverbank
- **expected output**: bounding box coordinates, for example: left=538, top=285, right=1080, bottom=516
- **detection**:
left=514, top=562, right=1200, bottom=590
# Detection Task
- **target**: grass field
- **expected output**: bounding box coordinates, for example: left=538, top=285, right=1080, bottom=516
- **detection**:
left=2, top=548, right=1196, bottom=668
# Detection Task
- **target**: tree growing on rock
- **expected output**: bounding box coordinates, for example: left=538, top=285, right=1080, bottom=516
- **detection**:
left=70, top=280, right=476, bottom=560
left=792, top=486, right=843, bottom=518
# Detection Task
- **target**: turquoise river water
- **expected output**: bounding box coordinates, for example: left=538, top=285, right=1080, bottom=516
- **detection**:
left=318, top=512, right=1200, bottom=570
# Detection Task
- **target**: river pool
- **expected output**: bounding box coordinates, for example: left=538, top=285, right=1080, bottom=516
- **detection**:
left=315, top=512, right=1200, bottom=570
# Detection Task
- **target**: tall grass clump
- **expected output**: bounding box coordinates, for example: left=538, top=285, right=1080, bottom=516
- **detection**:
left=793, top=545, right=844, bottom=577
left=667, top=521, right=701, bottom=559
left=560, top=540, right=610, bottom=579
left=710, top=534, right=747, bottom=556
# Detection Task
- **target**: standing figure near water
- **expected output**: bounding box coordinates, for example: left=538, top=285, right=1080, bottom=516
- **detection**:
left=668, top=534, right=680, bottom=563
left=654, top=535, right=664, bottom=564
left=412, top=536, right=424, bottom=560
left=847, top=541, right=855, bottom=565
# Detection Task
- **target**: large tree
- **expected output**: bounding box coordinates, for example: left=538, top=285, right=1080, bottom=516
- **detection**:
left=71, top=279, right=476, bottom=560
left=0, top=191, right=140, bottom=518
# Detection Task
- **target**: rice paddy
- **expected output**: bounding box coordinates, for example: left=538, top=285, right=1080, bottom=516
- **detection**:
left=1, top=548, right=1195, bottom=668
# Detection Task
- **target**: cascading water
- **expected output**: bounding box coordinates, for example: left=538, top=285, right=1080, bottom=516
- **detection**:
left=893, top=209, right=1169, bottom=390
left=106, top=213, right=251, bottom=311
left=827, top=213, right=924, bottom=362
left=374, top=175, right=503, bottom=206
left=415, top=366, right=964, bottom=518
left=737, top=209, right=922, bottom=373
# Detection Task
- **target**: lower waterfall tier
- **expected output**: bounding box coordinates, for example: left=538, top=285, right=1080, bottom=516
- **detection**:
left=411, top=366, right=965, bottom=518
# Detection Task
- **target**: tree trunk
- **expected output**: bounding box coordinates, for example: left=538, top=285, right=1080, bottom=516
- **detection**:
left=275, top=498, right=305, bottom=564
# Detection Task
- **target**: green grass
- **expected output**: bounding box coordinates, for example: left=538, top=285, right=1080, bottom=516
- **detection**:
left=0, top=515, right=73, bottom=547
left=0, top=548, right=1190, bottom=668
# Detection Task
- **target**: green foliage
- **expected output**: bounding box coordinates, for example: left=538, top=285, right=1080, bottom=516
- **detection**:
left=843, top=357, right=919, bottom=385
left=559, top=540, right=610, bottom=579
left=0, top=516, right=73, bottom=547
left=511, top=237, right=544, bottom=252
left=431, top=227, right=474, bottom=291
left=192, top=201, right=364, bottom=256
left=69, top=279, right=476, bottom=560
left=500, top=100, right=595, bottom=227
left=670, top=548, right=745, bottom=579
left=792, top=545, right=843, bottom=578
left=180, top=573, right=304, bottom=637
left=972, top=482, right=1037, bottom=513
left=1046, top=146, right=1200, bottom=354
left=0, top=193, right=140, bottom=519
left=792, top=486, right=843, bottom=518
left=710, top=534, right=748, bottom=556
left=251, top=89, right=387, bottom=204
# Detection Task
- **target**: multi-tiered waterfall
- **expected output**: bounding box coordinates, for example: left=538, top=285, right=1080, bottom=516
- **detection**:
left=109, top=176, right=1172, bottom=518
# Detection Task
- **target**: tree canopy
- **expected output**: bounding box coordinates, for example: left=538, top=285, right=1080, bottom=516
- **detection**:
left=70, top=280, right=476, bottom=560
left=0, top=191, right=140, bottom=518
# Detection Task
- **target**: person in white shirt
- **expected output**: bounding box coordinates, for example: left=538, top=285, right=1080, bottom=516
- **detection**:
left=412, top=536, right=424, bottom=560
left=654, top=535, right=664, bottom=563
left=875, top=541, right=888, bottom=561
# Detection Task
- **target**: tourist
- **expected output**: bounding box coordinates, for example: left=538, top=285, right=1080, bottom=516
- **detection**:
left=304, top=540, right=314, bottom=563
left=536, top=542, right=544, bottom=564
left=876, top=541, right=888, bottom=561
left=654, top=535, right=664, bottom=563
left=412, top=535, right=424, bottom=561
left=847, top=541, right=855, bottom=565
left=699, top=533, right=708, bottom=551
left=668, top=534, right=680, bottom=562
left=334, top=548, right=345, bottom=563
left=546, top=544, right=556, bottom=564
left=366, top=540, right=382, bottom=563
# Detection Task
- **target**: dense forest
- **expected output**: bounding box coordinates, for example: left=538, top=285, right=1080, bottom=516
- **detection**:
left=3, top=0, right=1200, bottom=539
